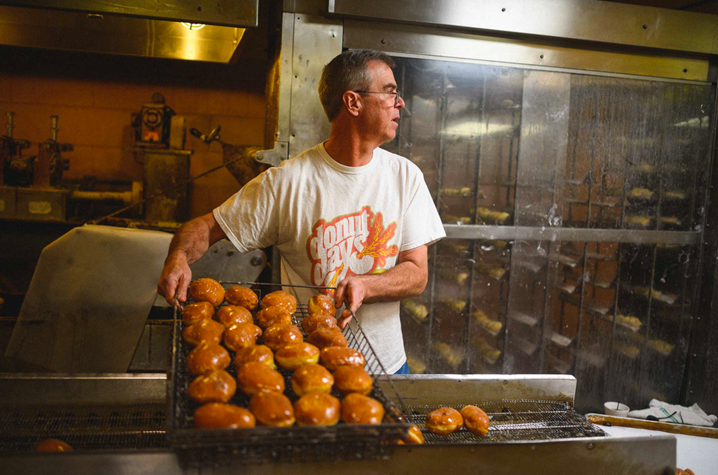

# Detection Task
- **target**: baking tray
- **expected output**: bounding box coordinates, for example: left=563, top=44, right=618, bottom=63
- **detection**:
left=167, top=281, right=411, bottom=466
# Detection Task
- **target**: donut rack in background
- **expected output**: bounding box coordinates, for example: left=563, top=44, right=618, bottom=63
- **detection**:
left=167, top=281, right=412, bottom=467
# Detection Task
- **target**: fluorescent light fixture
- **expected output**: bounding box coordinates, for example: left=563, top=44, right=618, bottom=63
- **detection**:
left=181, top=22, right=205, bottom=30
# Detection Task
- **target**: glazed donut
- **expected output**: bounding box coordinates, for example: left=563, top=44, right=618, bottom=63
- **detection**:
left=263, top=324, right=303, bottom=351
left=291, top=363, right=334, bottom=396
left=332, top=366, right=373, bottom=395
left=319, top=346, right=365, bottom=372
left=193, top=403, right=255, bottom=429
left=341, top=393, right=384, bottom=425
left=275, top=342, right=320, bottom=370
left=187, top=369, right=236, bottom=404
left=182, top=319, right=225, bottom=347
left=236, top=361, right=285, bottom=396
left=260, top=290, right=297, bottom=313
left=223, top=322, right=262, bottom=351
left=301, top=313, right=338, bottom=335
left=461, top=405, right=490, bottom=436
left=216, top=305, right=253, bottom=328
left=249, top=391, right=296, bottom=427
left=189, top=278, right=225, bottom=307
left=35, top=439, right=73, bottom=452
left=307, top=327, right=347, bottom=349
left=256, top=306, right=293, bottom=330
left=294, top=392, right=340, bottom=426
left=307, top=294, right=335, bottom=316
left=224, top=285, right=258, bottom=310
left=182, top=301, right=215, bottom=325
left=400, top=425, right=425, bottom=444
left=234, top=345, right=276, bottom=370
left=187, top=342, right=230, bottom=375
left=426, top=407, right=463, bottom=435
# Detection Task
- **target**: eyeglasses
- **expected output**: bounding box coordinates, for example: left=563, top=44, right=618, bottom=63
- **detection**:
left=353, top=90, right=401, bottom=106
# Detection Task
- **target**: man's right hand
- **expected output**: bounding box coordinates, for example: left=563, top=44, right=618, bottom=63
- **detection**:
left=155, top=213, right=228, bottom=307
left=157, top=252, right=192, bottom=307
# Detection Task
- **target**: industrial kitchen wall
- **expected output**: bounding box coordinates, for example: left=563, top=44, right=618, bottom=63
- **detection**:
left=271, top=0, right=718, bottom=414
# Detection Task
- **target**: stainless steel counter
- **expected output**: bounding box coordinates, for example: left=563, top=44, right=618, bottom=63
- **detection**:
left=0, top=373, right=677, bottom=474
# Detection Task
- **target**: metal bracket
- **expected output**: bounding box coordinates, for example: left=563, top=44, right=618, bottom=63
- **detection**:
left=254, top=141, right=289, bottom=167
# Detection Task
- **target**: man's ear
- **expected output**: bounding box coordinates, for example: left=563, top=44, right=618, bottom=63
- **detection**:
left=342, top=91, right=362, bottom=117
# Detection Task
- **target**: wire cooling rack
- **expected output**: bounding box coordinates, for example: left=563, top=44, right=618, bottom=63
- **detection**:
left=168, top=281, right=411, bottom=466
left=405, top=400, right=605, bottom=444
left=0, top=403, right=167, bottom=453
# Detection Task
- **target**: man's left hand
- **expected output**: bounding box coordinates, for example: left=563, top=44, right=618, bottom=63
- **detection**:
left=334, top=276, right=367, bottom=329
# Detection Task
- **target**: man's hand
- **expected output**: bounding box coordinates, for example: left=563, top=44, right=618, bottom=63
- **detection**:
left=332, top=245, right=430, bottom=329
left=157, top=252, right=192, bottom=307
left=334, top=276, right=368, bottom=329
left=156, top=212, right=227, bottom=307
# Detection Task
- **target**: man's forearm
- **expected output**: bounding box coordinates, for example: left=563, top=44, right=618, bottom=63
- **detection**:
left=165, top=217, right=213, bottom=265
left=360, top=260, right=427, bottom=303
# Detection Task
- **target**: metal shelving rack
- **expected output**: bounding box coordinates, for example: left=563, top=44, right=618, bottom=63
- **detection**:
left=386, top=56, right=713, bottom=413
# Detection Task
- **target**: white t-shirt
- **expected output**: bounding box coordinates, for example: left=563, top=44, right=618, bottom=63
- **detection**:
left=214, top=142, right=445, bottom=373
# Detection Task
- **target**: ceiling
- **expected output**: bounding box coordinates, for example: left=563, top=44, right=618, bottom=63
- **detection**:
left=0, top=0, right=260, bottom=63
left=605, top=0, right=717, bottom=14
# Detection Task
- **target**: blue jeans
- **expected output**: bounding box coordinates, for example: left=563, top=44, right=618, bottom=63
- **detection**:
left=394, top=361, right=411, bottom=374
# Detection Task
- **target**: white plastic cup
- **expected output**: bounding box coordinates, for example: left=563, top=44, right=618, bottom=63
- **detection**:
left=604, top=401, right=630, bottom=417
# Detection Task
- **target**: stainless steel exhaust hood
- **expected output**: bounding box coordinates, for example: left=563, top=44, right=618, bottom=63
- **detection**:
left=0, top=0, right=259, bottom=63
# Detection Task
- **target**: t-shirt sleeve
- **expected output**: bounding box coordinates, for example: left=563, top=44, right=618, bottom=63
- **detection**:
left=401, top=167, right=446, bottom=252
left=213, top=172, right=279, bottom=253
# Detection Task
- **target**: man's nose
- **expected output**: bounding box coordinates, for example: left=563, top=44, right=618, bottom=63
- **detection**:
left=396, top=95, right=405, bottom=109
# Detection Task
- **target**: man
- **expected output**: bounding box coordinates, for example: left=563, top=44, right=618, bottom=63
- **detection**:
left=157, top=49, right=445, bottom=374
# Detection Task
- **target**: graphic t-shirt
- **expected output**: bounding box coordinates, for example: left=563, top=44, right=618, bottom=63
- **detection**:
left=214, top=142, right=445, bottom=373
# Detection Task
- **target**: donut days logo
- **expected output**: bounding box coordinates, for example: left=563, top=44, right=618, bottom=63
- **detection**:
left=307, top=206, right=399, bottom=292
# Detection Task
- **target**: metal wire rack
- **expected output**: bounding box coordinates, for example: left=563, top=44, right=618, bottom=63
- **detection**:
left=0, top=403, right=167, bottom=453
left=168, top=281, right=411, bottom=466
left=405, top=399, right=605, bottom=444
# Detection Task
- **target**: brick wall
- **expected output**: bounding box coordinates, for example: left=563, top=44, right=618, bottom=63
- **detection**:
left=0, top=46, right=267, bottom=218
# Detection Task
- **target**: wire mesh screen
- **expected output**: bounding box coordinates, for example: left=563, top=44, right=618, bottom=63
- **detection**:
left=405, top=400, right=605, bottom=444
left=168, top=282, right=410, bottom=467
left=0, top=403, right=167, bottom=453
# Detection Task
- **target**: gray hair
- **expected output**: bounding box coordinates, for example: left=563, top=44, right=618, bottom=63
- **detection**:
left=318, top=49, right=396, bottom=122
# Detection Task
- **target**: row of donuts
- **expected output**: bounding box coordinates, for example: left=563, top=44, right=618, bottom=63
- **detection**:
left=179, top=278, right=396, bottom=430
left=426, top=406, right=490, bottom=437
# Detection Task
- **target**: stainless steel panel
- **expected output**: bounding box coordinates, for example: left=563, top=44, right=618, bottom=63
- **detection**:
left=342, top=20, right=709, bottom=82
left=331, top=0, right=718, bottom=55
left=0, top=0, right=258, bottom=27
left=514, top=71, right=570, bottom=228
left=188, top=241, right=267, bottom=283
left=506, top=71, right=571, bottom=375
left=128, top=324, right=172, bottom=372
left=283, top=0, right=327, bottom=15
left=687, top=86, right=718, bottom=416
left=378, top=374, right=576, bottom=406
left=277, top=12, right=296, bottom=144
left=0, top=452, right=182, bottom=475
left=129, top=323, right=152, bottom=370
left=0, top=5, right=245, bottom=63
left=0, top=373, right=166, bottom=406
left=0, top=436, right=677, bottom=475
left=288, top=14, right=341, bottom=156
